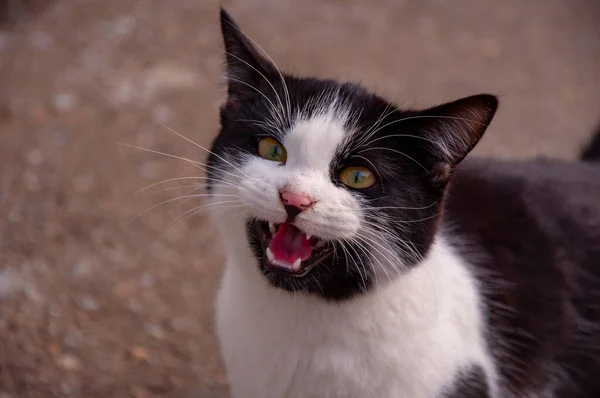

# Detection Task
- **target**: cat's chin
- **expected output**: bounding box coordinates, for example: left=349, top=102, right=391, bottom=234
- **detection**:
left=247, top=219, right=334, bottom=283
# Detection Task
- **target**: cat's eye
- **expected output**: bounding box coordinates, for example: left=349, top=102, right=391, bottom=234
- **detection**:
left=339, top=166, right=376, bottom=189
left=258, top=137, right=287, bottom=163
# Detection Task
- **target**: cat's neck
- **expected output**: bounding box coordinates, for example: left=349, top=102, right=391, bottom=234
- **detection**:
left=221, top=228, right=479, bottom=316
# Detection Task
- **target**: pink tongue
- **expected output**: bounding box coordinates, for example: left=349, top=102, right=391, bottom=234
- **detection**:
left=268, top=223, right=312, bottom=264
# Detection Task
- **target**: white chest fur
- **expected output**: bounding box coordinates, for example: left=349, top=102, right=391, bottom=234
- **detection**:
left=215, top=236, right=498, bottom=398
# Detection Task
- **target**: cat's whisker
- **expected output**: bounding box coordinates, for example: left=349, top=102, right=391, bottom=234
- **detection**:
left=358, top=146, right=429, bottom=172
left=363, top=201, right=439, bottom=211
left=361, top=114, right=486, bottom=149
left=118, top=141, right=249, bottom=185
left=159, top=123, right=253, bottom=180
left=126, top=194, right=240, bottom=226
left=160, top=201, right=244, bottom=242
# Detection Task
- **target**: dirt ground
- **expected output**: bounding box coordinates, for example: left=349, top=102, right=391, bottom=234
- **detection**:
left=0, top=0, right=599, bottom=397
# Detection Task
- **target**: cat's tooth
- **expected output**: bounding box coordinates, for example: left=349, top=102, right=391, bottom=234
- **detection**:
left=269, top=222, right=276, bottom=234
left=292, top=258, right=302, bottom=270
left=266, top=247, right=275, bottom=262
left=305, top=234, right=312, bottom=241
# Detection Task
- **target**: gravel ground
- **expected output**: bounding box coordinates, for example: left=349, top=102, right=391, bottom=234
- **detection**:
left=0, top=1, right=599, bottom=397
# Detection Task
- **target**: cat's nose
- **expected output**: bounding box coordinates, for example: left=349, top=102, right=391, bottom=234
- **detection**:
left=280, top=190, right=314, bottom=221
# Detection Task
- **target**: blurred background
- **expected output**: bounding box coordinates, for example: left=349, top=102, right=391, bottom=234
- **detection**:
left=0, top=0, right=599, bottom=397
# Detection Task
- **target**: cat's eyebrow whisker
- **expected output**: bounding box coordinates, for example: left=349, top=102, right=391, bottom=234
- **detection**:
left=359, top=114, right=486, bottom=152
left=358, top=146, right=429, bottom=173
left=159, top=123, right=252, bottom=180
left=125, top=194, right=240, bottom=226
left=353, top=95, right=426, bottom=151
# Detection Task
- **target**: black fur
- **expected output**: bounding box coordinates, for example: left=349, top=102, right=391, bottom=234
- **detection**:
left=581, top=123, right=600, bottom=161
left=446, top=159, right=600, bottom=396
left=209, top=9, right=600, bottom=395
left=440, top=365, right=490, bottom=398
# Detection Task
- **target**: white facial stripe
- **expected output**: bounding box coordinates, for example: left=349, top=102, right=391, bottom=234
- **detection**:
left=283, top=109, right=348, bottom=173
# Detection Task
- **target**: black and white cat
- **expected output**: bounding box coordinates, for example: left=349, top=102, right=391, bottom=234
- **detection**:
left=207, top=9, right=600, bottom=398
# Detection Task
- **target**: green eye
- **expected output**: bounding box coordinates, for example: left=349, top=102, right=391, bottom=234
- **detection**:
left=258, top=137, right=287, bottom=163
left=339, top=166, right=375, bottom=189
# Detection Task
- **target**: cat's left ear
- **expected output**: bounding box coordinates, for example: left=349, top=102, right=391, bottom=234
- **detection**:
left=418, top=94, right=498, bottom=183
left=220, top=8, right=278, bottom=104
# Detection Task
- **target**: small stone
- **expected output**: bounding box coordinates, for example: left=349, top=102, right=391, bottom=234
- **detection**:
left=57, top=354, right=80, bottom=370
left=113, top=16, right=137, bottom=38
left=52, top=129, right=69, bottom=147
left=140, top=272, right=154, bottom=287
left=0, top=270, right=19, bottom=298
left=130, top=346, right=148, bottom=362
left=142, top=323, right=165, bottom=340
left=139, top=162, right=160, bottom=180
left=62, top=330, right=83, bottom=348
left=152, top=105, right=173, bottom=124
left=76, top=296, right=100, bottom=312
left=26, top=148, right=44, bottom=166
left=7, top=206, right=22, bottom=223
left=52, top=92, right=78, bottom=111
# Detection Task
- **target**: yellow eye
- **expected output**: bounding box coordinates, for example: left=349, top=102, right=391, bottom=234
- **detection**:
left=339, top=166, right=376, bottom=189
left=258, top=137, right=287, bottom=163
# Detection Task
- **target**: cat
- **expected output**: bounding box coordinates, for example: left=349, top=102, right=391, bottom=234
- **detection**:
left=207, top=8, right=600, bottom=398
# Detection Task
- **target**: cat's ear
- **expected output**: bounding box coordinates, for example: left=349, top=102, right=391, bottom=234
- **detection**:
left=220, top=8, right=277, bottom=104
left=418, top=94, right=498, bottom=183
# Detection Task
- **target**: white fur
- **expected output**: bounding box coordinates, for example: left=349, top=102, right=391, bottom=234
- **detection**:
left=210, top=104, right=499, bottom=397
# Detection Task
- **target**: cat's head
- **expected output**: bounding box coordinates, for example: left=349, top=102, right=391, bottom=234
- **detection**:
left=207, top=9, right=497, bottom=300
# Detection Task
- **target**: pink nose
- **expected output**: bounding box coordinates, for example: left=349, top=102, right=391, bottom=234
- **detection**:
left=280, top=190, right=314, bottom=210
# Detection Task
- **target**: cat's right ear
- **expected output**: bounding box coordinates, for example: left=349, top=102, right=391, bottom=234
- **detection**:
left=220, top=8, right=277, bottom=105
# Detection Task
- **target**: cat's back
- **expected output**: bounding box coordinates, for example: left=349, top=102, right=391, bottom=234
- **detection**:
left=444, top=158, right=600, bottom=396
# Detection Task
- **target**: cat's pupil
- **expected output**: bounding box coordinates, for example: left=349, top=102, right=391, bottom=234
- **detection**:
left=272, top=146, right=279, bottom=158
left=354, top=171, right=361, bottom=184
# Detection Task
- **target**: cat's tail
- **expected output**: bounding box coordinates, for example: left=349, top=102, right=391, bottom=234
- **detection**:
left=581, top=123, right=600, bottom=161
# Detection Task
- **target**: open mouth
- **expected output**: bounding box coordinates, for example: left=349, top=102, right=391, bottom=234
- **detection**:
left=258, top=221, right=331, bottom=277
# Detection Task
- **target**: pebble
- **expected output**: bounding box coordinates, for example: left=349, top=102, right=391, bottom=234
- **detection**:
left=52, top=92, right=78, bottom=111
left=142, top=323, right=165, bottom=340
left=76, top=296, right=100, bottom=312
left=139, top=162, right=160, bottom=180
left=130, top=346, right=148, bottom=362
left=57, top=354, right=80, bottom=371
left=152, top=104, right=173, bottom=124
left=26, top=148, right=44, bottom=166
left=7, top=206, right=22, bottom=223
left=140, top=272, right=154, bottom=287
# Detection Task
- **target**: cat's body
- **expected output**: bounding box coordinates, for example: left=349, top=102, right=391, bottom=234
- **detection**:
left=208, top=9, right=600, bottom=398
left=216, top=158, right=600, bottom=398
